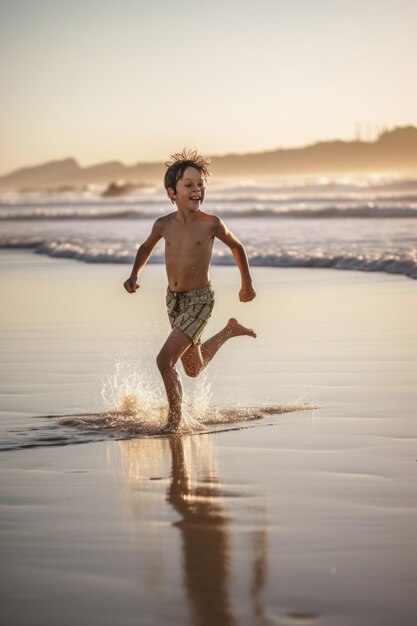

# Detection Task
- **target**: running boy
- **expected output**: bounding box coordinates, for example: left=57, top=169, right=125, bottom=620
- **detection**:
left=123, top=149, right=256, bottom=432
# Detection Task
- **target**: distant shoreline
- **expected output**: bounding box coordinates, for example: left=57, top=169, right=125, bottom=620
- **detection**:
left=1, top=126, right=416, bottom=190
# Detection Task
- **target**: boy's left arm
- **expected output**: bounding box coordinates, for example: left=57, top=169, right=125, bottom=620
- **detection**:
left=213, top=218, right=256, bottom=302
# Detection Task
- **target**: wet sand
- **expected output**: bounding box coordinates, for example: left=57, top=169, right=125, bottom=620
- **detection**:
left=0, top=250, right=417, bottom=625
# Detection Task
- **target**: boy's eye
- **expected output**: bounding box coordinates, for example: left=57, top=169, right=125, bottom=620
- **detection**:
left=184, top=182, right=204, bottom=188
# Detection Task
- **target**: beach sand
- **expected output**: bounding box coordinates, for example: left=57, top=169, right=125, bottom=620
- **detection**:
left=0, top=250, right=416, bottom=625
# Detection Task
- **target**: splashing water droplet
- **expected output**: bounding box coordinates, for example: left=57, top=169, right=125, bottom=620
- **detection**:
left=59, top=361, right=317, bottom=437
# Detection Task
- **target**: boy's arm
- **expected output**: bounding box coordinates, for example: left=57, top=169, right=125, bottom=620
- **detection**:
left=213, top=218, right=256, bottom=302
left=123, top=219, right=163, bottom=293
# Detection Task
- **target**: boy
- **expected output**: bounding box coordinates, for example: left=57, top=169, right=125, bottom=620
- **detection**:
left=123, top=149, right=256, bottom=432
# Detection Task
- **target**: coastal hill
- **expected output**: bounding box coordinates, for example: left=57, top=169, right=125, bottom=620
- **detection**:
left=1, top=126, right=416, bottom=190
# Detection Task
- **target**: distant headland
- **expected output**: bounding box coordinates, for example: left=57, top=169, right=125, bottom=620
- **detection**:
left=1, top=126, right=416, bottom=191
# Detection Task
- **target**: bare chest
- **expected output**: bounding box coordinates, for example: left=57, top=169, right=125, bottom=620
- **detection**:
left=164, top=223, right=213, bottom=256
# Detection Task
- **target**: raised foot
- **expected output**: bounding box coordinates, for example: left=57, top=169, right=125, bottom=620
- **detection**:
left=226, top=318, right=257, bottom=339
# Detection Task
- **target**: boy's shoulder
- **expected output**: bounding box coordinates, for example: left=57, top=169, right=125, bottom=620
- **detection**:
left=152, top=212, right=177, bottom=231
left=200, top=212, right=226, bottom=233
left=191, top=211, right=225, bottom=235
left=195, top=210, right=221, bottom=225
left=155, top=211, right=177, bottom=224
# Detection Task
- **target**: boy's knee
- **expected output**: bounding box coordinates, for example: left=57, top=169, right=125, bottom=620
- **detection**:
left=156, top=351, right=170, bottom=373
left=181, top=353, right=202, bottom=378
left=183, top=364, right=199, bottom=378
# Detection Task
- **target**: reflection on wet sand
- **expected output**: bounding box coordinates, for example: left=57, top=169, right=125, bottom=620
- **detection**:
left=168, top=436, right=234, bottom=626
left=107, top=434, right=268, bottom=625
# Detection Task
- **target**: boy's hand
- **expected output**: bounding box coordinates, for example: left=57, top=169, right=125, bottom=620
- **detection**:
left=124, top=275, right=139, bottom=293
left=239, top=282, right=256, bottom=302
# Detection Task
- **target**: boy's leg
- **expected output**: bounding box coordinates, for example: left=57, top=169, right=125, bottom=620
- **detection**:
left=156, top=329, right=193, bottom=430
left=181, top=318, right=256, bottom=378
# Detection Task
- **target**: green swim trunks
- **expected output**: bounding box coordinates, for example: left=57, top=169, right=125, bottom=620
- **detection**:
left=166, top=283, right=215, bottom=345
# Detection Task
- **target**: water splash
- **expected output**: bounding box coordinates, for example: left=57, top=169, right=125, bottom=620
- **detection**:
left=60, top=363, right=215, bottom=435
left=58, top=362, right=315, bottom=437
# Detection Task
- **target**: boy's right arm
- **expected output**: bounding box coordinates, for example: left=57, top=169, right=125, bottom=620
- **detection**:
left=123, top=219, right=163, bottom=293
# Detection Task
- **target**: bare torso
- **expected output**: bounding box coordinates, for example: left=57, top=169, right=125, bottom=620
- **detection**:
left=160, top=211, right=216, bottom=292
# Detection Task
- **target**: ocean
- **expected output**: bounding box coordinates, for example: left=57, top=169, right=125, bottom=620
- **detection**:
left=1, top=174, right=416, bottom=279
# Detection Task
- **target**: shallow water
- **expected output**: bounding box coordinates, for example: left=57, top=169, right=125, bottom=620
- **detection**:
left=1, top=384, right=315, bottom=451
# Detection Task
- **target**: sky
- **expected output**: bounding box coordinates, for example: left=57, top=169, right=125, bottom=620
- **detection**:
left=0, top=0, right=416, bottom=174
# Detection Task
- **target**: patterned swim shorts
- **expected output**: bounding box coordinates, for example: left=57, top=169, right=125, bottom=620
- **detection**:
left=166, top=283, right=215, bottom=345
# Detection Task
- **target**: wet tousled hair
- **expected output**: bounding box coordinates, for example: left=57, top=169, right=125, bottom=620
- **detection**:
left=164, top=148, right=211, bottom=192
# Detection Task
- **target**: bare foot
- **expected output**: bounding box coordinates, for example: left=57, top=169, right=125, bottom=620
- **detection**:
left=159, top=409, right=182, bottom=434
left=159, top=421, right=181, bottom=435
left=226, top=318, right=257, bottom=339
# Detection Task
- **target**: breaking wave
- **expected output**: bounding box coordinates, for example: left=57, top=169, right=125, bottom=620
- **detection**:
left=0, top=235, right=416, bottom=279
left=1, top=173, right=416, bottom=281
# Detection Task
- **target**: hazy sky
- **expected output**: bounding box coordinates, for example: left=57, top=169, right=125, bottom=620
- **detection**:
left=1, top=0, right=416, bottom=174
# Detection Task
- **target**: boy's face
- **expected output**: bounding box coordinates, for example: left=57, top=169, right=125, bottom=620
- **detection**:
left=168, top=166, right=206, bottom=211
